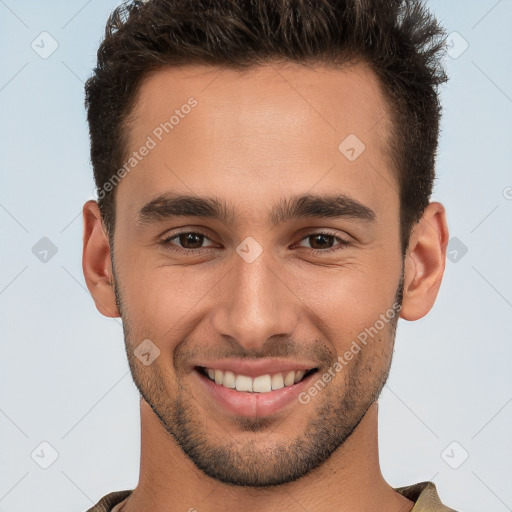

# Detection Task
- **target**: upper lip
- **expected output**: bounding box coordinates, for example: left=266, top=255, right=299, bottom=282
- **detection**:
left=193, top=358, right=318, bottom=378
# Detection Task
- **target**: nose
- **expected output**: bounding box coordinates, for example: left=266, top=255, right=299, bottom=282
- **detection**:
left=210, top=248, right=299, bottom=352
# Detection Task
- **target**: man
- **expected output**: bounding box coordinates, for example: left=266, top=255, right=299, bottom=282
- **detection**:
left=82, top=0, right=458, bottom=510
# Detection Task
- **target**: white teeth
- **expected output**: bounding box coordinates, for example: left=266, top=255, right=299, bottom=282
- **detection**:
left=284, top=371, right=295, bottom=386
left=271, top=373, right=284, bottom=390
left=203, top=367, right=312, bottom=393
left=222, top=370, right=236, bottom=388
left=253, top=374, right=272, bottom=393
left=235, top=374, right=253, bottom=392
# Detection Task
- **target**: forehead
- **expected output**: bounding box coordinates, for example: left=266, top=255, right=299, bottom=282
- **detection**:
left=118, top=61, right=397, bottom=227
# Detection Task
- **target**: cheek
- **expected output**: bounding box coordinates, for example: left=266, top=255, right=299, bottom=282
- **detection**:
left=118, top=261, right=225, bottom=344
left=289, top=258, right=400, bottom=330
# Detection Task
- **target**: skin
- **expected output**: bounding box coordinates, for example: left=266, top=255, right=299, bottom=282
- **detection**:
left=82, top=61, right=449, bottom=512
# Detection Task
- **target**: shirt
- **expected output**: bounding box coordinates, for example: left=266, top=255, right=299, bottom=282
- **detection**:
left=85, top=481, right=459, bottom=511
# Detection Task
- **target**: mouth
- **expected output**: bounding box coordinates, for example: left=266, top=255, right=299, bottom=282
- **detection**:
left=196, top=366, right=319, bottom=393
left=194, top=365, right=320, bottom=418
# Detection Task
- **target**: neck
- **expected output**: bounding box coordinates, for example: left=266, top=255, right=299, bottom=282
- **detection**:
left=122, top=400, right=413, bottom=512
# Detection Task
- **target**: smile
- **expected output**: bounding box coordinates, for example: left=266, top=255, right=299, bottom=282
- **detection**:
left=197, top=366, right=318, bottom=394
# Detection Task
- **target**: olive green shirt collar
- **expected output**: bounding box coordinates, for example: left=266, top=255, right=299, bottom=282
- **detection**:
left=86, top=481, right=459, bottom=512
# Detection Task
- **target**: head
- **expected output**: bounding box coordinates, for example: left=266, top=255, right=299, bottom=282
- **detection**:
left=83, top=0, right=449, bottom=488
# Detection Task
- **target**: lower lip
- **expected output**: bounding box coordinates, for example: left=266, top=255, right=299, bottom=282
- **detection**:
left=195, top=368, right=317, bottom=418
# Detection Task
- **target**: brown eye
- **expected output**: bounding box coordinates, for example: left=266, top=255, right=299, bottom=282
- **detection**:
left=176, top=232, right=205, bottom=249
left=297, top=232, right=350, bottom=253
left=160, top=231, right=216, bottom=252
left=308, top=233, right=335, bottom=249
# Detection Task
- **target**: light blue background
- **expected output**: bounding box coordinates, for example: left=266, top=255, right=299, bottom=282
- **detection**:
left=1, top=1, right=511, bottom=511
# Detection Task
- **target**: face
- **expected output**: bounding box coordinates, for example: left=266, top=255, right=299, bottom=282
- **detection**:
left=109, top=62, right=404, bottom=486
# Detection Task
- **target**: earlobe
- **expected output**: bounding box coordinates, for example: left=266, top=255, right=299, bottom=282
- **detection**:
left=400, top=202, right=449, bottom=321
left=82, top=200, right=120, bottom=318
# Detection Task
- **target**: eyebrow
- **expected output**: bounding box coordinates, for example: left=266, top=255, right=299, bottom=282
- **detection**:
left=136, top=192, right=376, bottom=228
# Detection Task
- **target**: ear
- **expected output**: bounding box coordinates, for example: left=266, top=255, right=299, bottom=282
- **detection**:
left=82, top=200, right=120, bottom=318
left=400, top=202, right=449, bottom=321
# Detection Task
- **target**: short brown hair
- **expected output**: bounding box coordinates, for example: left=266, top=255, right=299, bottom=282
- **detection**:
left=85, top=0, right=448, bottom=254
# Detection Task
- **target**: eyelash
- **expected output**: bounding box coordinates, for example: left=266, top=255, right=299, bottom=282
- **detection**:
left=159, top=230, right=351, bottom=254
